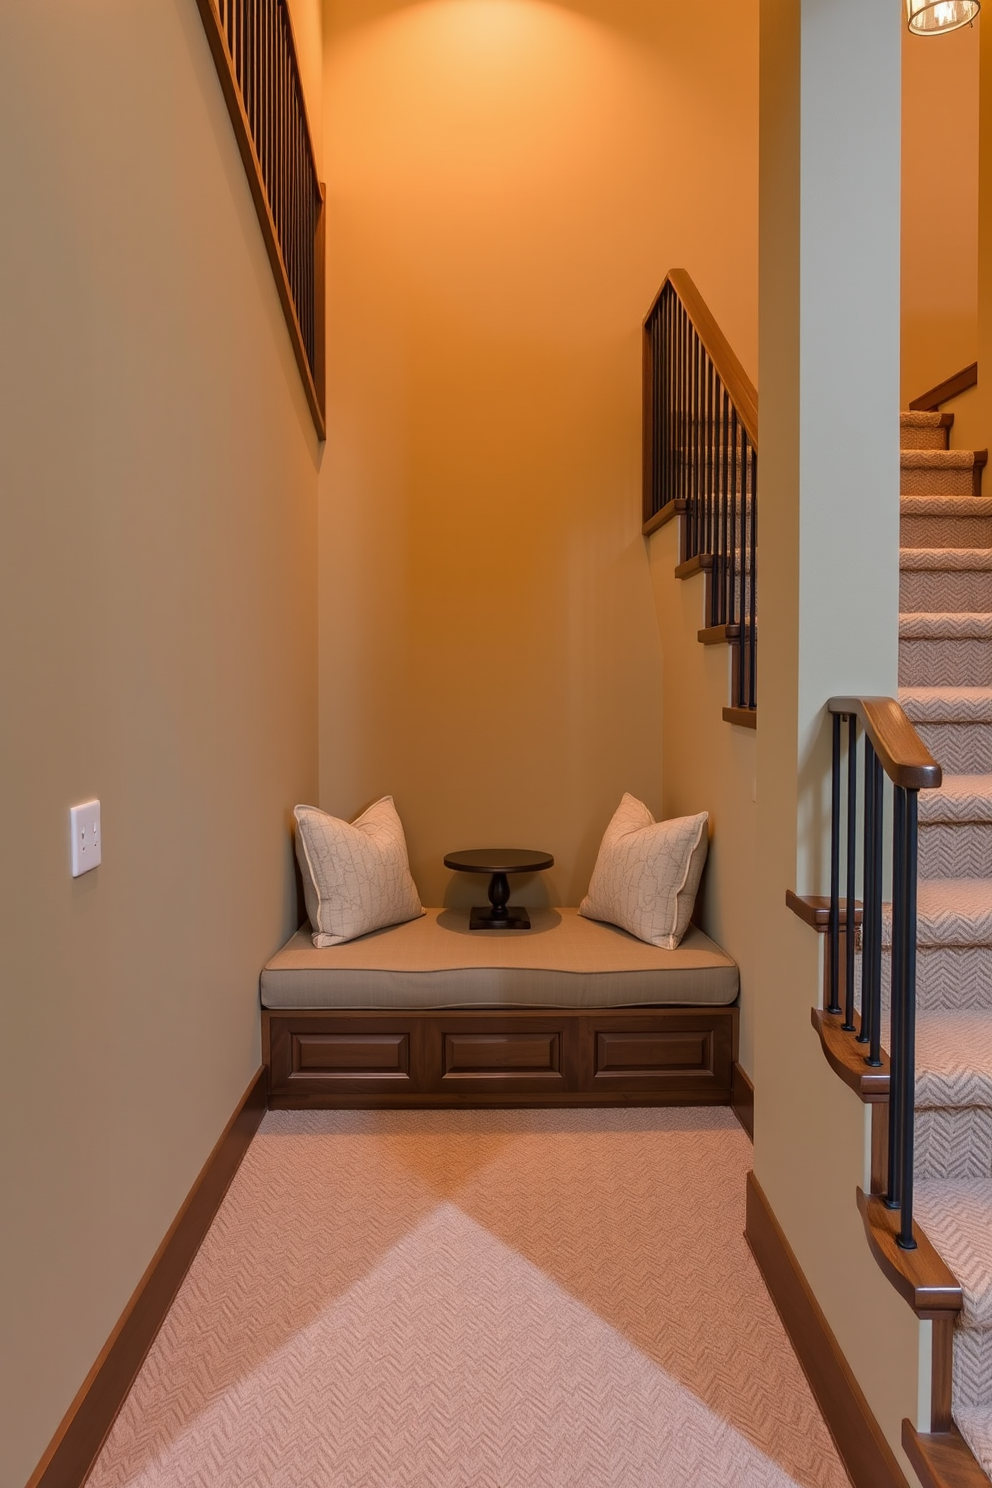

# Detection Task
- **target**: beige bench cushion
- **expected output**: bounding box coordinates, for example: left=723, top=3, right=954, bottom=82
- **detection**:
left=260, top=907, right=739, bottom=1010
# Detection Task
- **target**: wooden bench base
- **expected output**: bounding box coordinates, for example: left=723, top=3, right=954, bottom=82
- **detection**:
left=263, top=1005, right=739, bottom=1109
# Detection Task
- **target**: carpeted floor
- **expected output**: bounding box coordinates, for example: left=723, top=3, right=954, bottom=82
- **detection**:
left=86, top=1108, right=850, bottom=1487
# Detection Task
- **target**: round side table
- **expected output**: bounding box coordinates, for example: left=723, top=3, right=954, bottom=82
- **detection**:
left=443, top=847, right=554, bottom=930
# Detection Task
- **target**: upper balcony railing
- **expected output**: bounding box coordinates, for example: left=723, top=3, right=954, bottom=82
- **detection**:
left=642, top=270, right=758, bottom=715
left=196, top=0, right=325, bottom=438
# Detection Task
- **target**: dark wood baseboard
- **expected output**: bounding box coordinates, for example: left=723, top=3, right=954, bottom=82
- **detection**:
left=26, top=1067, right=267, bottom=1488
left=745, top=1172, right=910, bottom=1488
left=731, top=1061, right=754, bottom=1139
left=264, top=1005, right=738, bottom=1109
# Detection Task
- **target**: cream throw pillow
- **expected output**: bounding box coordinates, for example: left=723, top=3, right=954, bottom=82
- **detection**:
left=294, top=798, right=424, bottom=948
left=579, top=794, right=709, bottom=949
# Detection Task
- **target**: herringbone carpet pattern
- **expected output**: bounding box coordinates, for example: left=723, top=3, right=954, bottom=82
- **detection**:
left=85, top=1109, right=850, bottom=1488
left=898, top=412, right=992, bottom=1478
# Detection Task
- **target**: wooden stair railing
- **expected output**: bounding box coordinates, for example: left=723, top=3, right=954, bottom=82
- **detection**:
left=196, top=0, right=326, bottom=439
left=642, top=269, right=758, bottom=728
left=789, top=699, right=990, bottom=1485
left=909, top=362, right=978, bottom=413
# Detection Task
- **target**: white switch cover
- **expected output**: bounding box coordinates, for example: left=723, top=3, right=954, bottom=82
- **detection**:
left=70, top=799, right=102, bottom=877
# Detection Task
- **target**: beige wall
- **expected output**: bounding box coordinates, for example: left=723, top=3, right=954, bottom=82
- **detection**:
left=0, top=4, right=319, bottom=1484
left=902, top=18, right=979, bottom=407
left=756, top=2, right=924, bottom=1478
left=647, top=532, right=758, bottom=1073
left=318, top=0, right=758, bottom=907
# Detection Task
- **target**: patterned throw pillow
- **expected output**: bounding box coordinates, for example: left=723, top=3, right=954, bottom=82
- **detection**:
left=293, top=798, right=424, bottom=947
left=579, top=794, right=709, bottom=949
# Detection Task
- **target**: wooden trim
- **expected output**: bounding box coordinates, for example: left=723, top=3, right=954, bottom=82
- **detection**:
left=732, top=1061, right=754, bottom=1138
left=644, top=270, right=759, bottom=445
left=745, top=1173, right=911, bottom=1488
left=674, top=552, right=713, bottom=580
left=698, top=623, right=740, bottom=645
left=26, top=1069, right=267, bottom=1488
left=909, top=363, right=978, bottom=412
left=856, top=1189, right=962, bottom=1319
left=193, top=0, right=326, bottom=440
left=722, top=706, right=757, bottom=729
left=642, top=498, right=685, bottom=537
left=811, top=1008, right=890, bottom=1102
left=931, top=1315, right=955, bottom=1433
left=827, top=697, right=942, bottom=791
left=903, top=1422, right=990, bottom=1488
left=786, top=890, right=863, bottom=932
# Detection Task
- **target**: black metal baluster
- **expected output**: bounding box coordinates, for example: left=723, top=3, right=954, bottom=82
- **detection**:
left=845, top=715, right=858, bottom=1031
left=829, top=712, right=842, bottom=1016
left=888, top=786, right=907, bottom=1211
left=899, top=790, right=919, bottom=1248
left=747, top=443, right=757, bottom=708
left=861, top=741, right=878, bottom=1053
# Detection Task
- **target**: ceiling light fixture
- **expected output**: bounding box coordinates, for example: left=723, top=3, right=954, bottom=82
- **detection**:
left=906, top=0, right=980, bottom=35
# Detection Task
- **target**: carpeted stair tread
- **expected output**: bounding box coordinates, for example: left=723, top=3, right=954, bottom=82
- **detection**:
left=902, top=450, right=986, bottom=471
left=901, top=411, right=949, bottom=429
left=902, top=549, right=992, bottom=573
left=882, top=879, right=992, bottom=947
left=915, top=1012, right=992, bottom=1110
left=901, top=496, right=992, bottom=516
left=901, top=687, right=992, bottom=724
left=956, top=1408, right=992, bottom=1479
left=920, top=776, right=992, bottom=824
left=915, top=1180, right=992, bottom=1330
left=900, top=612, right=992, bottom=639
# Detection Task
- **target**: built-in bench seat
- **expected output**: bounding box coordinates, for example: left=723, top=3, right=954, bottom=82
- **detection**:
left=262, top=908, right=739, bottom=1109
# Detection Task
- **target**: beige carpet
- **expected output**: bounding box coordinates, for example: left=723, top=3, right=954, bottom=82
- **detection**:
left=86, top=1108, right=850, bottom=1488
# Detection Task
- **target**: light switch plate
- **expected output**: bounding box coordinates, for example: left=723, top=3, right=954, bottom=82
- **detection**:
left=70, top=799, right=101, bottom=877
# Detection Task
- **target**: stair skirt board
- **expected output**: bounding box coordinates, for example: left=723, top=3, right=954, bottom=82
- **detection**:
left=745, top=1173, right=911, bottom=1488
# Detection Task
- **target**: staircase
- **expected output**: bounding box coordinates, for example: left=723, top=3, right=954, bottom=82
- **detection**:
left=897, top=410, right=992, bottom=1480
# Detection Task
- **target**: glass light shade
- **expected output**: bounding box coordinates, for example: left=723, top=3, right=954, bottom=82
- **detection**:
left=906, top=0, right=980, bottom=34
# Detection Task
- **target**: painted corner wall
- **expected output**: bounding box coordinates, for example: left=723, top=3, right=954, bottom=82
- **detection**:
left=0, top=4, right=320, bottom=1484
left=901, top=17, right=979, bottom=408
left=647, top=528, right=758, bottom=1075
left=317, top=0, right=757, bottom=907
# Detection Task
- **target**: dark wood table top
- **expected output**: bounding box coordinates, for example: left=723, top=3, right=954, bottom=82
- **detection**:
left=443, top=848, right=554, bottom=875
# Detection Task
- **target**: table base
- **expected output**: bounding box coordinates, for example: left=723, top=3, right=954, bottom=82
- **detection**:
left=469, top=906, right=532, bottom=931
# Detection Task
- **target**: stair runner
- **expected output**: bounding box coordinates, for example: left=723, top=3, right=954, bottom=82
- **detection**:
left=897, top=410, right=992, bottom=1480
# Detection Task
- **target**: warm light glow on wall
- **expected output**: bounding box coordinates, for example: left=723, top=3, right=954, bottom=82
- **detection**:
left=906, top=0, right=980, bottom=35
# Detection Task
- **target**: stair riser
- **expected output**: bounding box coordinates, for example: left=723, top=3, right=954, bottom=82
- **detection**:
left=900, top=426, right=949, bottom=451
left=902, top=466, right=982, bottom=497
left=899, top=638, right=992, bottom=688
left=954, top=1329, right=992, bottom=1412
left=920, top=823, right=992, bottom=879
left=900, top=515, right=992, bottom=548
left=915, top=722, right=992, bottom=774
left=862, top=948, right=992, bottom=1017
left=901, top=572, right=992, bottom=613
left=915, top=1108, right=992, bottom=1182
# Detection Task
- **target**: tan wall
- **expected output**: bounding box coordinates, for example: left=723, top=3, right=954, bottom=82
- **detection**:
left=647, top=530, right=758, bottom=1073
left=318, top=0, right=758, bottom=907
left=756, top=3, right=924, bottom=1476
left=0, top=5, right=320, bottom=1483
left=902, top=19, right=979, bottom=408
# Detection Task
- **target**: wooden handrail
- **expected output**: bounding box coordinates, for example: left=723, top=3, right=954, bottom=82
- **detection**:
left=908, top=361, right=978, bottom=413
left=827, top=697, right=942, bottom=791
left=659, top=269, right=759, bottom=445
